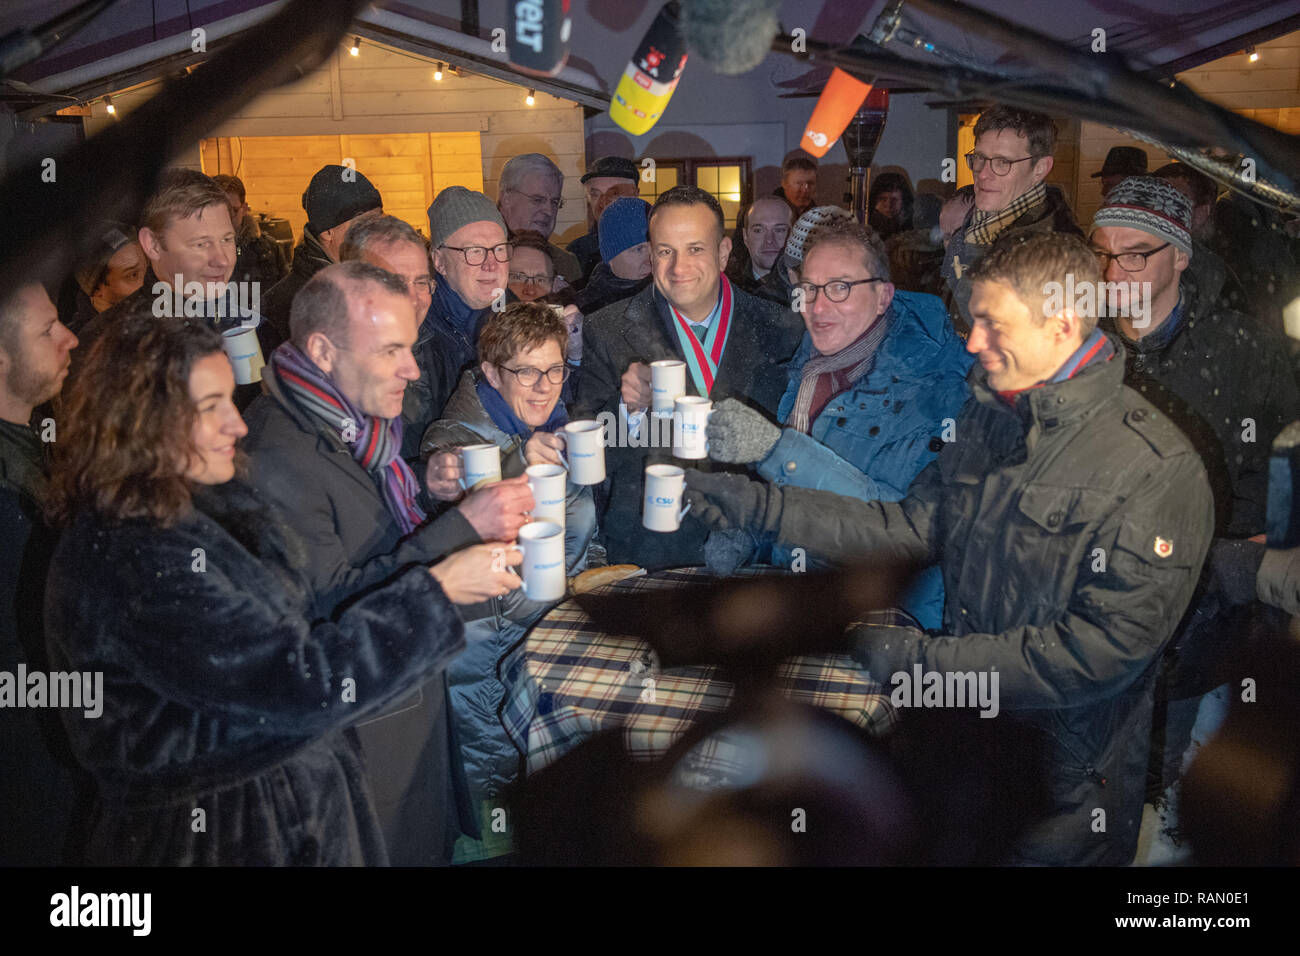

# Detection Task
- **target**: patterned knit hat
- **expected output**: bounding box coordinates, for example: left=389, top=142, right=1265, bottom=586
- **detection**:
left=1092, top=176, right=1193, bottom=255
left=784, top=205, right=853, bottom=264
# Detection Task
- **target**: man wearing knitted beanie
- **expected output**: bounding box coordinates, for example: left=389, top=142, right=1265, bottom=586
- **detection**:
left=1092, top=176, right=1300, bottom=861
left=411, top=186, right=512, bottom=447
left=577, top=197, right=652, bottom=315
left=260, top=164, right=383, bottom=353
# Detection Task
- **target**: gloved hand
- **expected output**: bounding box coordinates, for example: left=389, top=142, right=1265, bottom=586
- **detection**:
left=1207, top=538, right=1266, bottom=606
left=706, top=398, right=782, bottom=464
left=702, top=528, right=758, bottom=576
left=684, top=469, right=777, bottom=533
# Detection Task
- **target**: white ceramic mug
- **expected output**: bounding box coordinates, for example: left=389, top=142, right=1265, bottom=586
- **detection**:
left=526, top=463, right=567, bottom=528
left=460, top=443, right=502, bottom=491
left=642, top=463, right=692, bottom=532
left=516, top=520, right=567, bottom=602
left=672, top=396, right=712, bottom=460
left=222, top=326, right=265, bottom=385
left=563, top=420, right=606, bottom=485
left=650, top=360, right=687, bottom=415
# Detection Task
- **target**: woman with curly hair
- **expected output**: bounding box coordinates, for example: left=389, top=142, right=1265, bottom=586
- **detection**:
left=43, top=309, right=520, bottom=865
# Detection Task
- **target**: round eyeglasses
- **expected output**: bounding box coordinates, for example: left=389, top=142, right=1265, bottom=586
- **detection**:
left=795, top=277, right=885, bottom=303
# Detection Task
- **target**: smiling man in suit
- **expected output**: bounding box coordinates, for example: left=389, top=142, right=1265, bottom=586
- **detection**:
left=575, top=185, right=804, bottom=568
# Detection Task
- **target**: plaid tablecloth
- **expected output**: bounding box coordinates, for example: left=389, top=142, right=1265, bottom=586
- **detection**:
left=499, top=567, right=899, bottom=776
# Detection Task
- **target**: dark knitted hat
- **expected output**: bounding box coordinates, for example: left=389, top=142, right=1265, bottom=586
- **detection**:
left=302, top=165, right=383, bottom=235
left=599, top=198, right=651, bottom=262
left=1092, top=176, right=1193, bottom=255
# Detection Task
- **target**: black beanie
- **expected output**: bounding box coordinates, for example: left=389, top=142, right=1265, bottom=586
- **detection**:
left=303, top=164, right=383, bottom=235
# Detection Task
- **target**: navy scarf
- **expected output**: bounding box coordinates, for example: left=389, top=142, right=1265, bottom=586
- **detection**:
left=476, top=379, right=567, bottom=440
left=432, top=273, right=483, bottom=339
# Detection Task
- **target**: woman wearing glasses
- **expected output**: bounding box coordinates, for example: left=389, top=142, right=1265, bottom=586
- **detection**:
left=700, top=218, right=972, bottom=629
left=419, top=301, right=595, bottom=860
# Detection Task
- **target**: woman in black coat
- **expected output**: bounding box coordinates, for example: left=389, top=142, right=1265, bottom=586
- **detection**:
left=43, top=314, right=521, bottom=866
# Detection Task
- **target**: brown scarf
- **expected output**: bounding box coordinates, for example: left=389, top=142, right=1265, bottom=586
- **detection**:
left=789, top=313, right=891, bottom=434
left=965, top=182, right=1046, bottom=246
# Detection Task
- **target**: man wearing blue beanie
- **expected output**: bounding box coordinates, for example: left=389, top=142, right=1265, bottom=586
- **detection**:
left=577, top=197, right=652, bottom=315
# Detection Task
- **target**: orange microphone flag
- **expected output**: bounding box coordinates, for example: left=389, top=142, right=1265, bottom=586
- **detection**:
left=801, top=68, right=873, bottom=158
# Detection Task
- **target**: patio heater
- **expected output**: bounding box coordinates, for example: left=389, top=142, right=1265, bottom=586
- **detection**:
left=841, top=88, right=890, bottom=224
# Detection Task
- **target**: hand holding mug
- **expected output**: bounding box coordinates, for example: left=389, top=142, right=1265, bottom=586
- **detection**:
left=621, top=361, right=653, bottom=414
left=525, top=430, right=567, bottom=468
left=456, top=474, right=535, bottom=542
left=429, top=543, right=523, bottom=603
left=426, top=451, right=465, bottom=502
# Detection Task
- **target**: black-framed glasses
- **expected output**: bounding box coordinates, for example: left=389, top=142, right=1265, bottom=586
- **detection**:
left=1090, top=242, right=1171, bottom=273
left=795, top=277, right=885, bottom=304
left=497, top=363, right=571, bottom=386
left=965, top=151, right=1039, bottom=176
left=509, top=189, right=564, bottom=211
left=442, top=242, right=512, bottom=265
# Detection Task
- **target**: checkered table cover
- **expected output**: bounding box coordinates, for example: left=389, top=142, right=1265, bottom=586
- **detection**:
left=499, top=567, right=899, bottom=775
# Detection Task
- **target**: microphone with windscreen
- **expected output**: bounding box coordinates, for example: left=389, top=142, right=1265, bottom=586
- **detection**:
left=506, top=0, right=572, bottom=77
left=678, top=0, right=782, bottom=75
left=610, top=2, right=690, bottom=136
left=800, top=68, right=874, bottom=159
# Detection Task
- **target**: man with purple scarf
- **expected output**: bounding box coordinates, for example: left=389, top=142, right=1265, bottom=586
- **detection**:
left=242, top=261, right=536, bottom=865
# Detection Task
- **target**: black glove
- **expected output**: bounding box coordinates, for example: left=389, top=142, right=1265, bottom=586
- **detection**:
left=702, top=528, right=758, bottom=576
left=1207, top=538, right=1266, bottom=607
left=684, top=469, right=778, bottom=533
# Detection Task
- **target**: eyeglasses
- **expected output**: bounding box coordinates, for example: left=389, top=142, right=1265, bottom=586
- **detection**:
left=442, top=242, right=512, bottom=266
left=965, top=152, right=1039, bottom=176
left=497, top=363, right=571, bottom=386
left=1090, top=242, right=1170, bottom=273
left=510, top=189, right=564, bottom=211
left=407, top=276, right=434, bottom=294
left=795, top=277, right=885, bottom=303
left=509, top=271, right=555, bottom=286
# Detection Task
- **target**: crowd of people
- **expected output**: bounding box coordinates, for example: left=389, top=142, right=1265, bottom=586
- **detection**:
left=3, top=102, right=1300, bottom=867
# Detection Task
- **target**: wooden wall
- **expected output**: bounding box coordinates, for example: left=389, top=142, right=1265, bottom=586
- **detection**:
left=87, top=38, right=589, bottom=243
left=200, top=131, right=482, bottom=241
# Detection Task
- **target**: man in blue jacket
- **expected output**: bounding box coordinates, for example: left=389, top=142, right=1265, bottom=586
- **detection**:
left=704, top=218, right=972, bottom=627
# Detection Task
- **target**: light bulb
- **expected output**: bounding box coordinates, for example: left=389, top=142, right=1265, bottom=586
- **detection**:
left=525, top=89, right=536, bottom=106
left=1247, top=46, right=1259, bottom=63
left=104, top=95, right=116, bottom=115
left=434, top=63, right=444, bottom=81
left=350, top=37, right=360, bottom=56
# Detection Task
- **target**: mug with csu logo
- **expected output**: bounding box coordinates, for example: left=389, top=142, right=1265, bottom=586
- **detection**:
left=642, top=463, right=691, bottom=532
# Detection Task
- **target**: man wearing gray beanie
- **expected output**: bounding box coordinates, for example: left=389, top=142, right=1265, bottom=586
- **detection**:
left=408, top=187, right=512, bottom=457
left=1092, top=175, right=1300, bottom=863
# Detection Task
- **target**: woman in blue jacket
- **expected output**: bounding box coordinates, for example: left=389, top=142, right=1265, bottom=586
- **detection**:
left=705, top=218, right=972, bottom=628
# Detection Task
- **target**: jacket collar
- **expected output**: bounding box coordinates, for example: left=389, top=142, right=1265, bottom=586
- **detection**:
left=971, top=332, right=1126, bottom=433
left=291, top=227, right=332, bottom=278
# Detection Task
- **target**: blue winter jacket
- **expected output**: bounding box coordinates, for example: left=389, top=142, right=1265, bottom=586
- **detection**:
left=761, top=290, right=973, bottom=627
